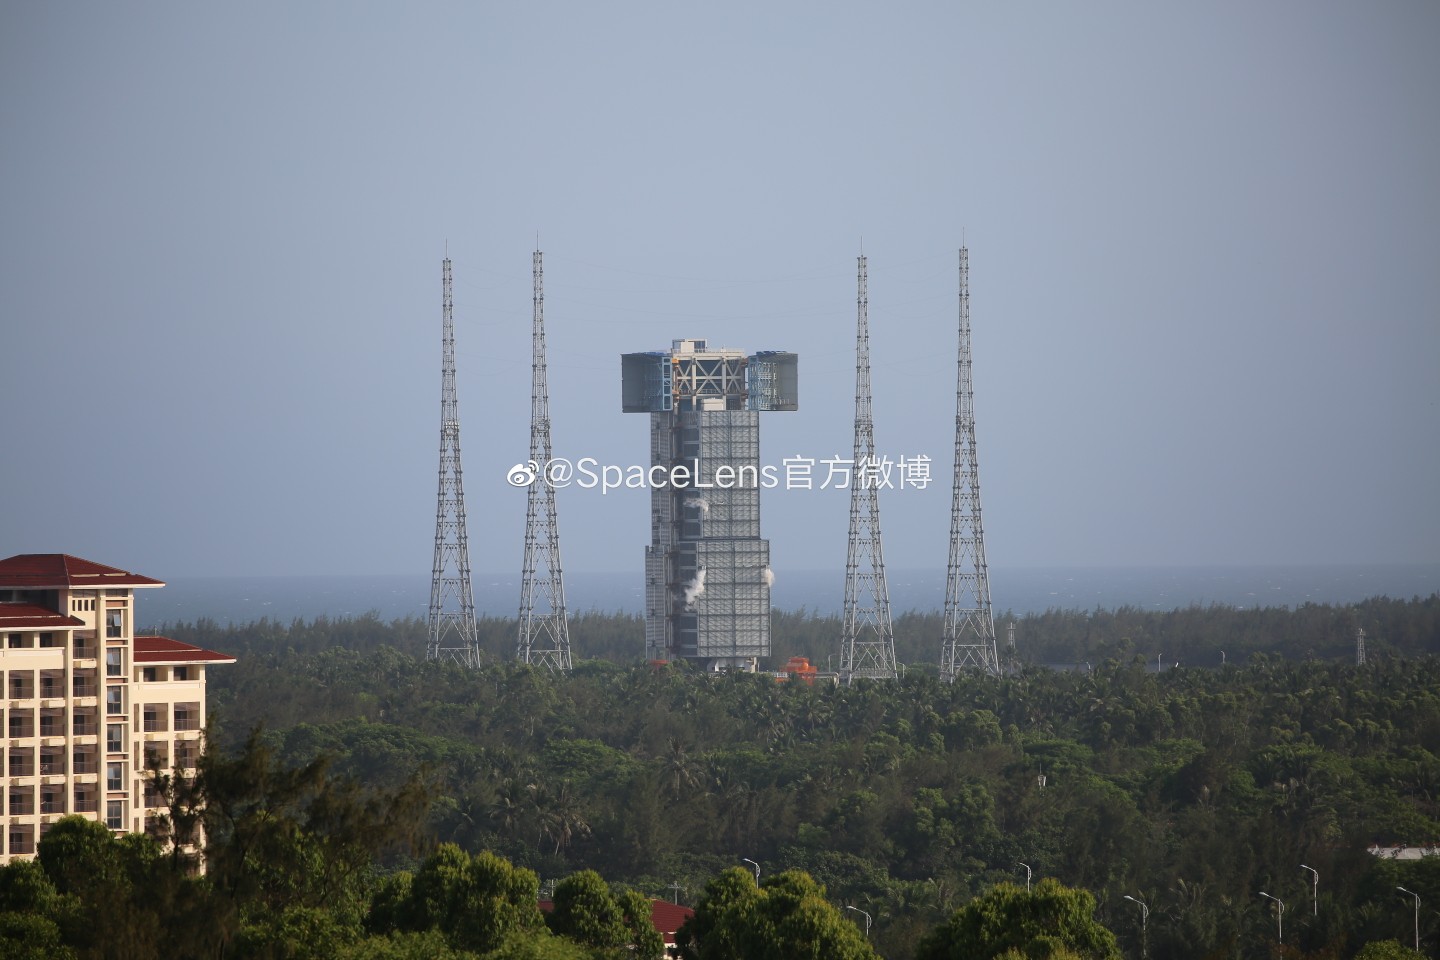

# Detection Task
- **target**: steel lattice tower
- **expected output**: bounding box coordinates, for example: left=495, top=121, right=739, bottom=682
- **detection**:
left=941, top=246, right=1001, bottom=679
left=427, top=257, right=480, bottom=666
left=517, top=250, right=572, bottom=671
left=838, top=255, right=898, bottom=682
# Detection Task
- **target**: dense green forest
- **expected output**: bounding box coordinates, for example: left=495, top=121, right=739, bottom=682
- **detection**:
left=6, top=596, right=1437, bottom=958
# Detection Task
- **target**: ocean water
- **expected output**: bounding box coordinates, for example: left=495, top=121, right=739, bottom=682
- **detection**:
left=138, top=564, right=1440, bottom=629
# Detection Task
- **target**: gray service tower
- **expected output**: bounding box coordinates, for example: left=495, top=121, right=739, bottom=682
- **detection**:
left=622, top=340, right=798, bottom=668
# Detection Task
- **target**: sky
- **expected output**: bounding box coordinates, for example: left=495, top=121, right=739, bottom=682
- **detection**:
left=2, top=2, right=1437, bottom=581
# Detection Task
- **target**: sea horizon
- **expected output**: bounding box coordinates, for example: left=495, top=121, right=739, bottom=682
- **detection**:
left=137, top=562, right=1440, bottom=630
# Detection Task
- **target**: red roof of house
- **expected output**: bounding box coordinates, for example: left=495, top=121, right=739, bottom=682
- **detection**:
left=134, top=635, right=236, bottom=665
left=0, top=603, right=84, bottom=630
left=0, top=554, right=164, bottom=589
left=537, top=899, right=694, bottom=946
left=648, top=899, right=695, bottom=942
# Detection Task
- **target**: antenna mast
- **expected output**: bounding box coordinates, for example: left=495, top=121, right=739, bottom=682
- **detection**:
left=838, top=254, right=898, bottom=681
left=427, top=257, right=480, bottom=666
left=517, top=250, right=573, bottom=670
left=1355, top=626, right=1367, bottom=666
left=941, top=246, right=1001, bottom=679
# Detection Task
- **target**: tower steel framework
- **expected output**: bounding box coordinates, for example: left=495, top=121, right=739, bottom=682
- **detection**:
left=838, top=255, right=898, bottom=682
left=622, top=339, right=797, bottom=667
left=427, top=257, right=480, bottom=666
left=940, top=246, right=1001, bottom=679
left=518, top=250, right=573, bottom=670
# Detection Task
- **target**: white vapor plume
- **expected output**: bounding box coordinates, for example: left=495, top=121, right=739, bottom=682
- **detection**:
left=682, top=567, right=707, bottom=608
left=693, top=497, right=710, bottom=515
left=763, top=568, right=774, bottom=588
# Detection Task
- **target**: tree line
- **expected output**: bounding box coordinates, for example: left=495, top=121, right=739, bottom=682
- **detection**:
left=12, top=594, right=1431, bottom=958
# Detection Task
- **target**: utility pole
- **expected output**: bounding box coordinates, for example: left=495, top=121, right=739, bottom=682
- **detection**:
left=517, top=250, right=572, bottom=670
left=1124, top=895, right=1149, bottom=959
left=427, top=257, right=480, bottom=666
left=1301, top=864, right=1318, bottom=917
left=941, top=246, right=1000, bottom=679
left=838, top=254, right=897, bottom=681
left=1398, top=886, right=1420, bottom=953
left=1259, top=892, right=1284, bottom=944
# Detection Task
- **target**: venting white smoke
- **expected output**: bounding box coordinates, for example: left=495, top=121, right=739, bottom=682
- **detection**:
left=693, top=497, right=711, bottom=515
left=763, top=568, right=774, bottom=588
left=682, top=567, right=707, bottom=609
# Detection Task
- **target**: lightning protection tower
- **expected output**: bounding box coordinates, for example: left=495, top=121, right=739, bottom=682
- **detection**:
left=518, top=250, right=572, bottom=671
left=838, top=254, right=898, bottom=682
left=940, top=246, right=1001, bottom=679
left=427, top=257, right=480, bottom=667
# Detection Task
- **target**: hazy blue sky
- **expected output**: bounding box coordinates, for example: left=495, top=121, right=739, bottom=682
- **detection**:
left=3, top=2, right=1437, bottom=580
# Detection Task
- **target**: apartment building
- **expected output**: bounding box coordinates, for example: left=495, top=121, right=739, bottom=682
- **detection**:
left=0, top=554, right=233, bottom=863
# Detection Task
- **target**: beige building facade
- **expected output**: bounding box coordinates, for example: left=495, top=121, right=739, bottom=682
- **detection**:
left=0, top=554, right=232, bottom=863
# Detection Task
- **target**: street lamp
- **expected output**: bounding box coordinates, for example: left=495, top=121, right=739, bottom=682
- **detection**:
left=1123, top=894, right=1149, bottom=960
left=845, top=905, right=872, bottom=939
left=1300, top=865, right=1318, bottom=917
left=1259, top=892, right=1284, bottom=944
left=741, top=858, right=760, bottom=884
left=1017, top=862, right=1032, bottom=892
left=1398, top=886, right=1420, bottom=953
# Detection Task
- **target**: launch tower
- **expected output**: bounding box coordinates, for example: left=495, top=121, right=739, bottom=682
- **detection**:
left=622, top=340, right=797, bottom=668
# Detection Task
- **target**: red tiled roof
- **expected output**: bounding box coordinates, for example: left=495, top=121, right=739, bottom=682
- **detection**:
left=649, top=899, right=695, bottom=941
left=134, top=635, right=235, bottom=665
left=536, top=899, right=694, bottom=945
left=0, top=554, right=164, bottom=589
left=0, top=603, right=84, bottom=630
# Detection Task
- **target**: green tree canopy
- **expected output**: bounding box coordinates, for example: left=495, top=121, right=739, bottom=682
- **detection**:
left=914, top=879, right=1121, bottom=960
left=674, top=867, right=877, bottom=960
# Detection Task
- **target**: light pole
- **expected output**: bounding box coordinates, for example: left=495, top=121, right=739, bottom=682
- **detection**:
left=1259, top=892, right=1284, bottom=944
left=1398, top=886, right=1420, bottom=953
left=1017, top=862, right=1032, bottom=892
left=741, top=858, right=760, bottom=884
left=845, top=905, right=872, bottom=939
left=1300, top=864, right=1318, bottom=917
left=1124, top=894, right=1149, bottom=959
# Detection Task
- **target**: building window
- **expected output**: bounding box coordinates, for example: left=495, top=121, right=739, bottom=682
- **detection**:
left=173, top=666, right=190, bottom=681
left=7, top=751, right=33, bottom=777
left=174, top=704, right=200, bottom=731
left=106, top=762, right=124, bottom=792
left=41, top=790, right=63, bottom=814
left=6, top=633, right=21, bottom=648
left=106, top=724, right=124, bottom=754
left=106, top=648, right=123, bottom=677
left=106, top=611, right=122, bottom=638
left=142, top=705, right=166, bottom=733
left=141, top=667, right=158, bottom=682
left=106, top=687, right=124, bottom=716
left=38, top=632, right=56, bottom=648
left=9, top=828, right=35, bottom=855
left=106, top=801, right=124, bottom=830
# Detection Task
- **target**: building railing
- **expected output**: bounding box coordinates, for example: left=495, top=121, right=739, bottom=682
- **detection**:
left=40, top=800, right=65, bottom=814
left=73, top=760, right=98, bottom=774
left=174, top=718, right=202, bottom=731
